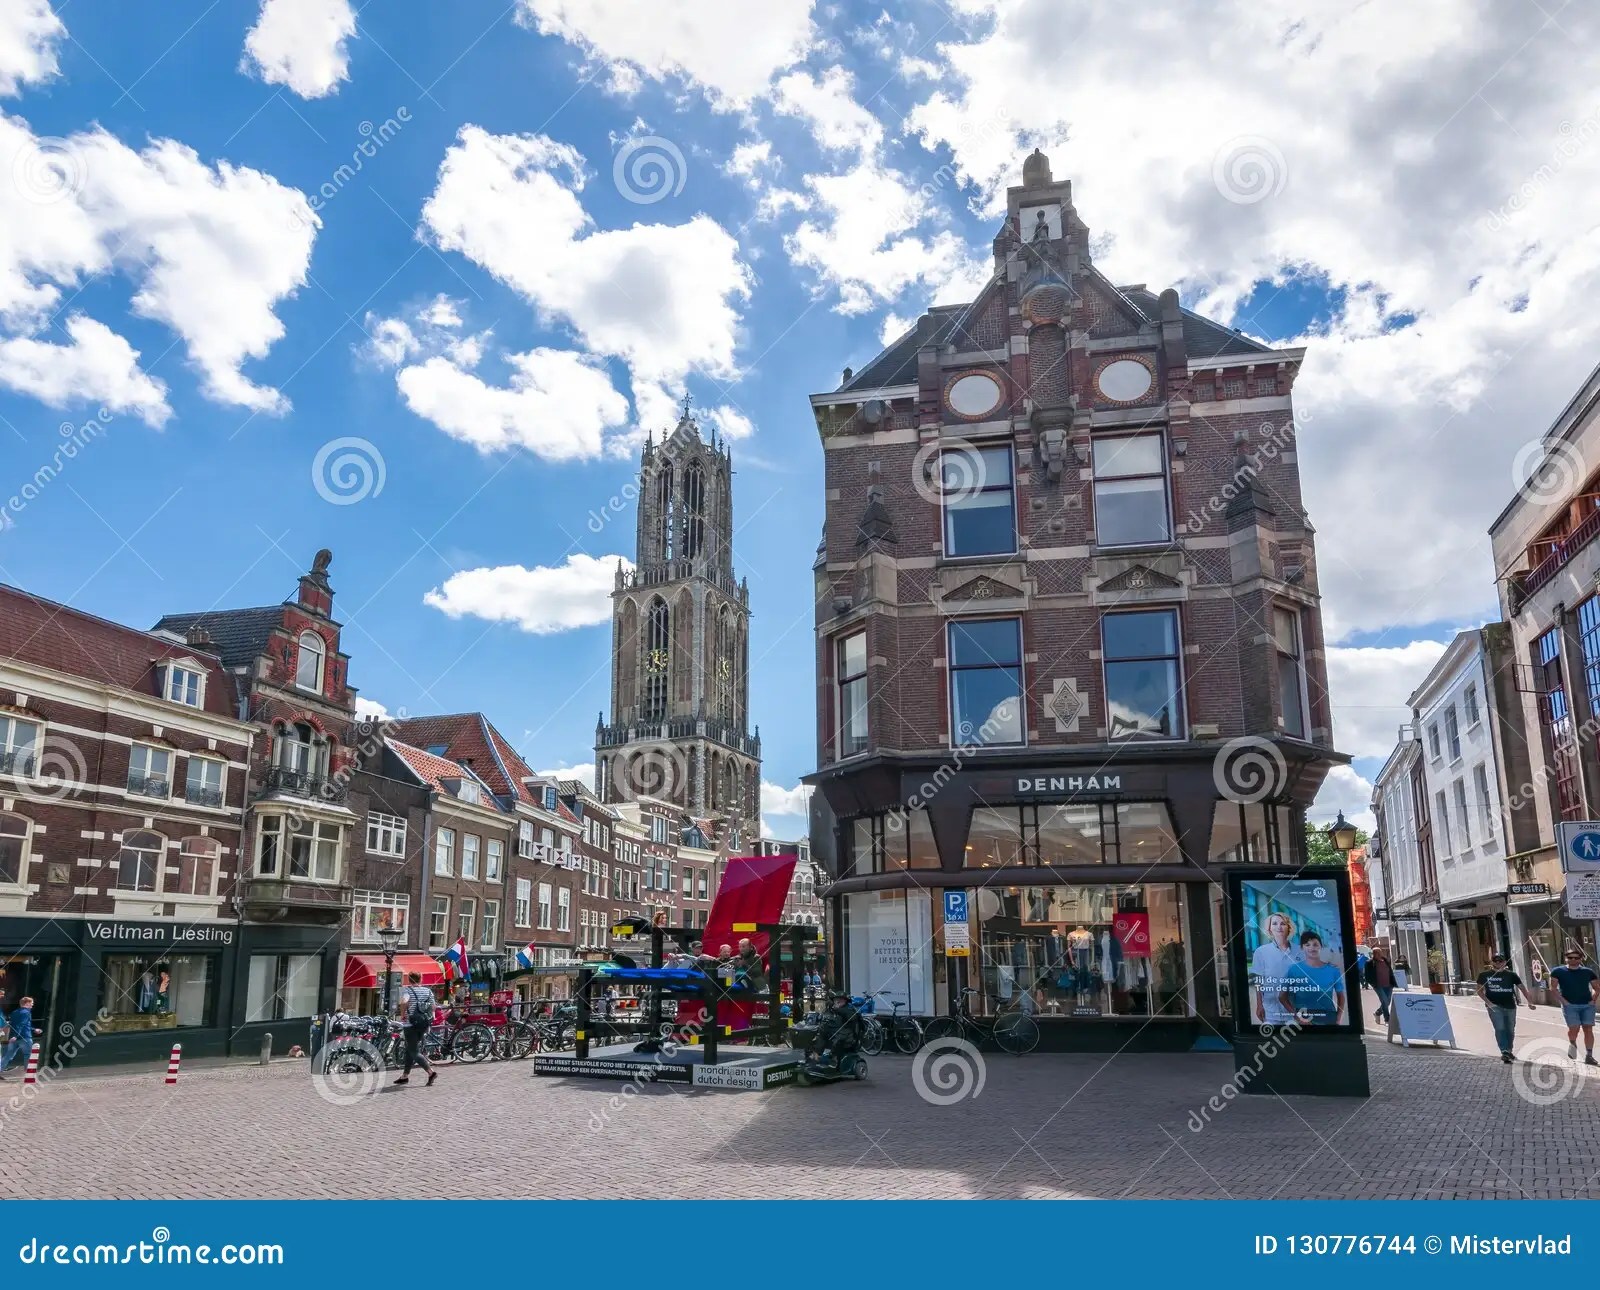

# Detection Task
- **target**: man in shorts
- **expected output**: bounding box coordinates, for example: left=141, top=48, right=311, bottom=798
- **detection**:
left=1549, top=949, right=1600, bottom=1065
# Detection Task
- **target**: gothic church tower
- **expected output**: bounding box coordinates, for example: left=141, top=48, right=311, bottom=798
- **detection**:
left=596, top=402, right=761, bottom=843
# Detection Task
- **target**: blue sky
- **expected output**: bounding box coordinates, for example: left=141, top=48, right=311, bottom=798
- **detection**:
left=4, top=1, right=1599, bottom=839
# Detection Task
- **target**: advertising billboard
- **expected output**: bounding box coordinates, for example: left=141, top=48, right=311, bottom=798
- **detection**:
left=1227, top=868, right=1359, bottom=1034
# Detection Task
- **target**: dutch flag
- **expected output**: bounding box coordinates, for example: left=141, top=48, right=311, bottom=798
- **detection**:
left=442, top=937, right=471, bottom=981
left=515, top=943, right=537, bottom=970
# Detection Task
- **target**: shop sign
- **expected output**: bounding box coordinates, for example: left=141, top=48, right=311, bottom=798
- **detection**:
left=1112, top=911, right=1150, bottom=959
left=1394, top=917, right=1424, bottom=931
left=1557, top=821, right=1600, bottom=874
left=1566, top=874, right=1600, bottom=920
left=1507, top=883, right=1550, bottom=897
left=1015, top=774, right=1122, bottom=795
left=1389, top=992, right=1456, bottom=1048
left=1373, top=907, right=1389, bottom=920
left=84, top=921, right=235, bottom=947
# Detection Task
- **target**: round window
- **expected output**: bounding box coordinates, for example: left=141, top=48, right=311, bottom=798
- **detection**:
left=1097, top=359, right=1154, bottom=402
left=947, top=372, right=1003, bottom=418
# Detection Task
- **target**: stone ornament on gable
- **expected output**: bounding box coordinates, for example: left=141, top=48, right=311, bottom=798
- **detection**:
left=1048, top=678, right=1084, bottom=733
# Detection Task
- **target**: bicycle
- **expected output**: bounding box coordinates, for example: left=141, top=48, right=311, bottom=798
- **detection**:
left=922, top=988, right=1039, bottom=1055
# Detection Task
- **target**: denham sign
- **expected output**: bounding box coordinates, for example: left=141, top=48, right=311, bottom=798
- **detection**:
left=1015, top=775, right=1123, bottom=795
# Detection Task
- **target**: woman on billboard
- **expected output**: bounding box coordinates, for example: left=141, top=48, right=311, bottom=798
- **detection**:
left=1250, top=911, right=1301, bottom=1025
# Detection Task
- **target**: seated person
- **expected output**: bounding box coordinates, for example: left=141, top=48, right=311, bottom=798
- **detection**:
left=806, top=991, right=862, bottom=1069
left=735, top=938, right=768, bottom=992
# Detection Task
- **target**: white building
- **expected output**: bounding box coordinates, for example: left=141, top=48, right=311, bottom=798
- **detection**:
left=1409, top=629, right=1512, bottom=980
left=1371, top=734, right=1434, bottom=980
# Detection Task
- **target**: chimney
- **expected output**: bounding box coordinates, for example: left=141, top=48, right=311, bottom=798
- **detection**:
left=186, top=623, right=213, bottom=649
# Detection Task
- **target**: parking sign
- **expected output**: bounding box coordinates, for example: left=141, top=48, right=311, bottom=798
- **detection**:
left=944, top=890, right=970, bottom=957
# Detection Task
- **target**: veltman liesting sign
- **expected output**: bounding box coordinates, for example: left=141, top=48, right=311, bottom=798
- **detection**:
left=84, top=922, right=235, bottom=947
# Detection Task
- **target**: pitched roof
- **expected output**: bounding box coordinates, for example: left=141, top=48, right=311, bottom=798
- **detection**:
left=387, top=737, right=502, bottom=807
left=151, top=606, right=286, bottom=668
left=2, top=584, right=242, bottom=722
left=1118, top=286, right=1270, bottom=359
left=838, top=306, right=964, bottom=391
left=392, top=713, right=582, bottom=824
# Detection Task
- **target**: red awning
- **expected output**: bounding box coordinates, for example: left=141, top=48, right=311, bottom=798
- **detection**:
left=342, top=953, right=445, bottom=989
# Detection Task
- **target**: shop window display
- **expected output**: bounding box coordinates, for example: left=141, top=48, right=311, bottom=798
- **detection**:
left=844, top=809, right=943, bottom=874
left=1208, top=802, right=1296, bottom=864
left=963, top=802, right=1179, bottom=867
left=98, top=953, right=217, bottom=1031
left=966, top=884, right=1189, bottom=1018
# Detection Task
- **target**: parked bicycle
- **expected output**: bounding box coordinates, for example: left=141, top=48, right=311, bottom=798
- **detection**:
left=921, top=988, right=1039, bottom=1055
left=855, top=990, right=923, bottom=1055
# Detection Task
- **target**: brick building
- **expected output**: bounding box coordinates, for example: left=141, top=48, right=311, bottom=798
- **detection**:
left=0, top=585, right=256, bottom=1065
left=803, top=150, right=1345, bottom=1045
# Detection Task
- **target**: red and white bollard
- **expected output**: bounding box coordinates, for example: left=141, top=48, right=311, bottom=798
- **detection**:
left=164, top=1043, right=181, bottom=1085
left=21, top=1042, right=40, bottom=1086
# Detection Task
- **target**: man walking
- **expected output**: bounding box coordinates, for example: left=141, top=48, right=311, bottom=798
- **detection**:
left=1475, top=952, right=1537, bottom=1063
left=394, top=972, right=438, bottom=1087
left=0, top=995, right=32, bottom=1080
left=1364, top=946, right=1398, bottom=1024
left=1549, top=948, right=1600, bottom=1065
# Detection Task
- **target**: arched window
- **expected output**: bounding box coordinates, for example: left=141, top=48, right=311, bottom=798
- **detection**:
left=117, top=830, right=165, bottom=892
left=642, top=597, right=670, bottom=721
left=683, top=461, right=705, bottom=558
left=175, top=836, right=219, bottom=897
left=656, top=466, right=674, bottom=562
left=0, top=812, right=29, bottom=885
left=295, top=631, right=326, bottom=692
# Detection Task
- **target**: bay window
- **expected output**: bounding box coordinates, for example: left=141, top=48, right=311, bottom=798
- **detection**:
left=837, top=630, right=869, bottom=757
left=257, top=815, right=341, bottom=882
left=1274, top=606, right=1308, bottom=739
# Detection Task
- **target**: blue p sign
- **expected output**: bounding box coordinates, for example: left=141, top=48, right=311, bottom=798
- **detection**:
left=944, top=890, right=968, bottom=923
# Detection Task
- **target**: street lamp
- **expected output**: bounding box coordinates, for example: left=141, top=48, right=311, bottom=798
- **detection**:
left=377, top=925, right=403, bottom=1026
left=1326, top=810, right=1359, bottom=856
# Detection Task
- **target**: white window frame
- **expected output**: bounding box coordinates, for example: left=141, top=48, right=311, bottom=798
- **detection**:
left=941, top=443, right=1018, bottom=559
left=0, top=811, right=31, bottom=887
left=435, top=826, right=455, bottom=877
left=557, top=886, right=571, bottom=932
left=1453, top=778, right=1472, bottom=849
left=537, top=882, right=552, bottom=930
left=487, top=838, right=503, bottom=881
left=183, top=756, right=226, bottom=807
left=1445, top=707, right=1461, bottom=762
left=163, top=662, right=206, bottom=708
left=1464, top=683, right=1482, bottom=728
left=366, top=811, right=407, bottom=858
left=457, top=897, right=476, bottom=945
left=256, top=814, right=342, bottom=883
left=0, top=716, right=41, bottom=778
left=116, top=829, right=166, bottom=893
left=518, top=820, right=534, bottom=858
left=295, top=630, right=326, bottom=693
left=515, top=878, right=531, bottom=928
left=173, top=835, right=219, bottom=898
left=481, top=899, right=500, bottom=951
left=352, top=889, right=410, bottom=945
left=1099, top=609, right=1184, bottom=742
left=1474, top=763, right=1495, bottom=840
left=429, top=896, right=450, bottom=950
left=127, top=744, right=173, bottom=800
left=462, top=833, right=480, bottom=881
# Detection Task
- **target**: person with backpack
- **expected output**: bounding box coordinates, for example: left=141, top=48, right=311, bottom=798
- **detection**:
left=395, top=972, right=438, bottom=1087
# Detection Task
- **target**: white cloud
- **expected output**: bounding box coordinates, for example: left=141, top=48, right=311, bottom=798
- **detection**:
left=420, top=125, right=752, bottom=398
left=724, top=139, right=777, bottom=181
left=424, top=553, right=632, bottom=635
left=900, top=0, right=1600, bottom=635
left=878, top=311, right=912, bottom=346
left=354, top=696, right=390, bottom=721
left=1309, top=764, right=1376, bottom=836
left=365, top=316, right=417, bottom=367
left=0, top=315, right=169, bottom=425
left=514, top=0, right=815, bottom=108
left=772, top=68, right=883, bottom=154
left=241, top=0, right=357, bottom=99
left=538, top=762, right=595, bottom=791
left=0, top=0, right=63, bottom=97
left=702, top=404, right=754, bottom=441
left=785, top=158, right=978, bottom=314
left=1326, top=639, right=1451, bottom=762
left=761, top=781, right=812, bottom=820
left=395, top=347, right=631, bottom=460
left=0, top=112, right=314, bottom=416
left=420, top=294, right=461, bottom=328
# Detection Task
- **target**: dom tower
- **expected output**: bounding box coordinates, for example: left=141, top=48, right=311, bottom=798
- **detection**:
left=596, top=401, right=761, bottom=843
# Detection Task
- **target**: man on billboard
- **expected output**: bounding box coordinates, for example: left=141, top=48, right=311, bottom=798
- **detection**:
left=1278, top=931, right=1347, bottom=1025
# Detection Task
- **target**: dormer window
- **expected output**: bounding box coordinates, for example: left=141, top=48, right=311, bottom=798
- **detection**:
left=295, top=631, right=326, bottom=692
left=454, top=779, right=482, bottom=805
left=162, top=661, right=205, bottom=708
left=544, top=786, right=557, bottom=812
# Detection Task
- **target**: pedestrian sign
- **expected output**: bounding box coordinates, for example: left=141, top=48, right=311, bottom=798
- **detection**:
left=944, top=890, right=970, bottom=957
left=1557, top=821, right=1600, bottom=873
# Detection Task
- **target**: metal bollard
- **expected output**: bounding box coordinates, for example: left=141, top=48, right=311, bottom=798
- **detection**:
left=259, top=1033, right=273, bottom=1065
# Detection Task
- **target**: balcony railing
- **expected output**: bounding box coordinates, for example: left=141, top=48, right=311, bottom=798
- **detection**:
left=127, top=774, right=170, bottom=799
left=185, top=785, right=224, bottom=808
left=1520, top=504, right=1600, bottom=599
left=0, top=750, right=35, bottom=777
left=596, top=718, right=760, bottom=757
left=262, top=765, right=348, bottom=804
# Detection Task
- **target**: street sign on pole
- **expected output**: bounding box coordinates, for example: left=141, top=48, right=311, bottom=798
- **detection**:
left=1567, top=872, right=1600, bottom=920
left=1557, top=821, right=1600, bottom=873
left=943, top=890, right=970, bottom=957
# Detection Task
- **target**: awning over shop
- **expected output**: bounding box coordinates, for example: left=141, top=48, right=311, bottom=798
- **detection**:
left=342, top=953, right=445, bottom=989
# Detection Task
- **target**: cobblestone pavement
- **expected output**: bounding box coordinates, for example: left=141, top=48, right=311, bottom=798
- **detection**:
left=3, top=1036, right=1597, bottom=1200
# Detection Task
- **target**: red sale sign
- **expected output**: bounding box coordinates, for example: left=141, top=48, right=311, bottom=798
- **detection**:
left=1114, top=912, right=1151, bottom=958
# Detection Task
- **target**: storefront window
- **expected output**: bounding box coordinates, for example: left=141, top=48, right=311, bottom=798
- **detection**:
left=965, top=883, right=1190, bottom=1019
left=963, top=802, right=1178, bottom=867
left=246, top=953, right=321, bottom=1021
left=844, top=890, right=934, bottom=1014
left=100, top=953, right=217, bottom=1030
